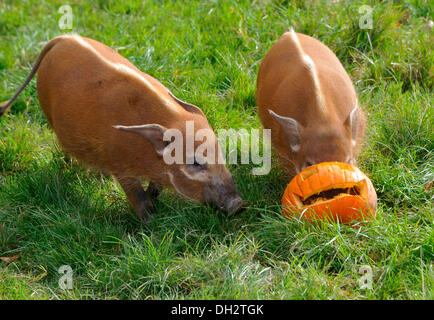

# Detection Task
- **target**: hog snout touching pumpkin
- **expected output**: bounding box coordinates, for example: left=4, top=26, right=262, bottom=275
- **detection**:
left=0, top=34, right=246, bottom=222
left=257, top=30, right=366, bottom=177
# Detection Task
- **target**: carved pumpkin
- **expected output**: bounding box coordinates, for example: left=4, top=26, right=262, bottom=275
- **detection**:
left=282, top=162, right=377, bottom=223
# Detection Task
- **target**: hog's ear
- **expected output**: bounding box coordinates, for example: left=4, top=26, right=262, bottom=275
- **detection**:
left=268, top=109, right=303, bottom=152
left=168, top=91, right=206, bottom=117
left=113, top=124, right=167, bottom=156
left=344, top=103, right=358, bottom=146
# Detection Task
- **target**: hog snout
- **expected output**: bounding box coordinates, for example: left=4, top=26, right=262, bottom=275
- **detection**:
left=204, top=178, right=247, bottom=216
left=225, top=197, right=248, bottom=217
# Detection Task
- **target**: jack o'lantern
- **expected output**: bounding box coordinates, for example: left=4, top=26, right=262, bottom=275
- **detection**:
left=282, top=162, right=377, bottom=224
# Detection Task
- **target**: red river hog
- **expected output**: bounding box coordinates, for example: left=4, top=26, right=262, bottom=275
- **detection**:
left=257, top=30, right=366, bottom=177
left=0, top=35, right=246, bottom=222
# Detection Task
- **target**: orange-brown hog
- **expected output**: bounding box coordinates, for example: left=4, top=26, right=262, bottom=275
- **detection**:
left=257, top=30, right=366, bottom=178
left=0, top=35, right=246, bottom=222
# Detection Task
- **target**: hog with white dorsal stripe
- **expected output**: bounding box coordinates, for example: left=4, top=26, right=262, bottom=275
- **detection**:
left=257, top=30, right=366, bottom=178
left=0, top=35, right=247, bottom=222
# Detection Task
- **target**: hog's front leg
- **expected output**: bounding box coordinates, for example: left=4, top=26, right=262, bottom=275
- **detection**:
left=116, top=177, right=154, bottom=223
left=146, top=182, right=162, bottom=200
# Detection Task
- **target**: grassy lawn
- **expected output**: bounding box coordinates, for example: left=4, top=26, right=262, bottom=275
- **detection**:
left=0, top=0, right=432, bottom=299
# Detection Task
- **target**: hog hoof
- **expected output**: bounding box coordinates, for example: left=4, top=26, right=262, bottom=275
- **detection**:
left=139, top=199, right=155, bottom=223
left=140, top=212, right=151, bottom=224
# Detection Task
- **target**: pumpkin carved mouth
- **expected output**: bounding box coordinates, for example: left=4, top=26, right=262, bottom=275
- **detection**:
left=302, top=185, right=360, bottom=206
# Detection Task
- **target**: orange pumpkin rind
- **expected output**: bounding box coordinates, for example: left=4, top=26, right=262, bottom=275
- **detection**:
left=282, top=162, right=377, bottom=224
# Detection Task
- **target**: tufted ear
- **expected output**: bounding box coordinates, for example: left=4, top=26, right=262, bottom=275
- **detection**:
left=344, top=103, right=359, bottom=147
left=113, top=124, right=168, bottom=156
left=168, top=91, right=206, bottom=117
left=269, top=109, right=303, bottom=152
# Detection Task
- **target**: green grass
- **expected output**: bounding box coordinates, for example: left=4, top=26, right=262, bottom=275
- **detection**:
left=0, top=0, right=433, bottom=299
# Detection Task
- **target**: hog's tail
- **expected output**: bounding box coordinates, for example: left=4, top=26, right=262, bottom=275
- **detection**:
left=0, top=37, right=64, bottom=117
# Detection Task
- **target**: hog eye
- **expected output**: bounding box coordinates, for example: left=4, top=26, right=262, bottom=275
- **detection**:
left=306, top=161, right=314, bottom=168
left=191, top=158, right=207, bottom=170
